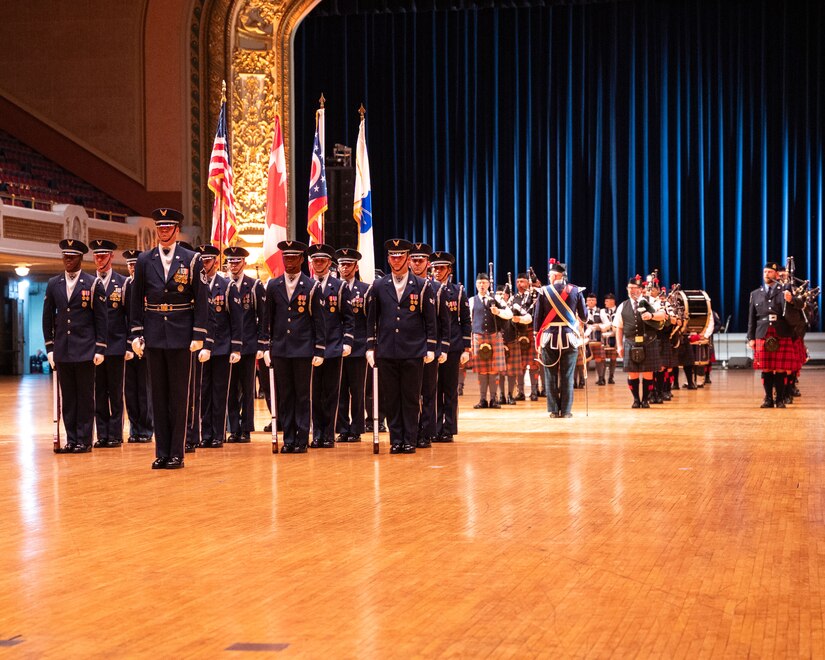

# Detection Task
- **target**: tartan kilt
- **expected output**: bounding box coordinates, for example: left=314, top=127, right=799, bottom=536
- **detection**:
left=472, top=332, right=507, bottom=375
left=518, top=334, right=535, bottom=371
left=587, top=341, right=605, bottom=361
left=504, top=340, right=523, bottom=378
left=622, top=337, right=662, bottom=372
left=657, top=335, right=679, bottom=369
left=795, top=338, right=808, bottom=370
left=753, top=329, right=797, bottom=371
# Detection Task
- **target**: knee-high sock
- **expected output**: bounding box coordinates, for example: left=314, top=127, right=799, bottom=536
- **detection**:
left=684, top=365, right=694, bottom=387
left=595, top=361, right=606, bottom=380
left=628, top=377, right=640, bottom=403
left=774, top=373, right=786, bottom=402
left=642, top=378, right=654, bottom=402
left=762, top=371, right=774, bottom=398
left=478, top=374, right=489, bottom=401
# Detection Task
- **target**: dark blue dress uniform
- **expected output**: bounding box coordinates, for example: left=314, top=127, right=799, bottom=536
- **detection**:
left=226, top=266, right=267, bottom=441
left=264, top=246, right=325, bottom=452
left=432, top=253, right=472, bottom=441
left=43, top=240, right=108, bottom=451
left=200, top=271, right=243, bottom=447
left=335, top=248, right=370, bottom=443
left=122, top=251, right=154, bottom=442
left=89, top=239, right=130, bottom=448
left=129, top=215, right=209, bottom=466
left=366, top=253, right=438, bottom=453
left=310, top=263, right=355, bottom=449
left=532, top=264, right=587, bottom=417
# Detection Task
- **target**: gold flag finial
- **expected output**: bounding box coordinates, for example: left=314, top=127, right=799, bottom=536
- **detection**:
left=358, top=103, right=366, bottom=120
left=319, top=93, right=325, bottom=108
left=221, top=80, right=227, bottom=103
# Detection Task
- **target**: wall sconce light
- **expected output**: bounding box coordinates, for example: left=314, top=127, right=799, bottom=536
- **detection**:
left=14, top=265, right=30, bottom=277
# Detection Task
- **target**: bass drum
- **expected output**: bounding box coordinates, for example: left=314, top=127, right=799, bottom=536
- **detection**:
left=673, top=290, right=712, bottom=336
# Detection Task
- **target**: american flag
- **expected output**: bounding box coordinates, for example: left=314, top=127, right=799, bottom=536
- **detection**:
left=208, top=92, right=238, bottom=247
left=306, top=107, right=327, bottom=245
left=263, top=111, right=288, bottom=277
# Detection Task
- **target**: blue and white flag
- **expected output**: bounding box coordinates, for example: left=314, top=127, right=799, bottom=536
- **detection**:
left=353, top=115, right=375, bottom=282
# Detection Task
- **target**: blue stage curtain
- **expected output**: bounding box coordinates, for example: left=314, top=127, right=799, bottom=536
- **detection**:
left=294, top=0, right=824, bottom=330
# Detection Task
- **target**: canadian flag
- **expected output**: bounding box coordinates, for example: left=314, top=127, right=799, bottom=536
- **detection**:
left=263, top=112, right=288, bottom=277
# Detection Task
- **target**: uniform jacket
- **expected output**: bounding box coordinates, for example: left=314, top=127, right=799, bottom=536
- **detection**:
left=206, top=274, right=243, bottom=356
left=98, top=270, right=129, bottom=356
left=440, top=280, right=471, bottom=353
left=430, top=279, right=452, bottom=357
left=129, top=243, right=209, bottom=349
left=43, top=271, right=108, bottom=362
left=316, top=274, right=355, bottom=358
left=366, top=271, right=438, bottom=359
left=747, top=283, right=796, bottom=340
left=228, top=274, right=267, bottom=354
left=264, top=273, right=325, bottom=359
left=532, top=283, right=587, bottom=350
left=344, top=279, right=370, bottom=357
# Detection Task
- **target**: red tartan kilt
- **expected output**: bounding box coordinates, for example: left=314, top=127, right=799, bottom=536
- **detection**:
left=518, top=334, right=535, bottom=371
left=753, top=331, right=797, bottom=371
left=504, top=341, right=523, bottom=377
left=472, top=332, right=507, bottom=374
left=795, top=338, right=807, bottom=369
left=587, top=341, right=605, bottom=361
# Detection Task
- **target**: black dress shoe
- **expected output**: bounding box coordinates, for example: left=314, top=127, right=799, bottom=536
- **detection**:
left=201, top=439, right=223, bottom=448
left=185, top=443, right=197, bottom=453
left=640, top=401, right=651, bottom=409
left=93, top=439, right=108, bottom=448
left=263, top=423, right=272, bottom=432
left=280, top=444, right=295, bottom=453
left=416, top=438, right=431, bottom=449
left=489, top=400, right=501, bottom=409
left=390, top=444, right=402, bottom=454
left=473, top=400, right=488, bottom=409
left=597, top=379, right=606, bottom=386
left=378, top=422, right=387, bottom=433
left=73, top=444, right=92, bottom=453
left=236, top=433, right=251, bottom=443
left=514, top=392, right=526, bottom=401
left=760, top=397, right=774, bottom=408
left=529, top=393, right=538, bottom=401
left=440, top=434, right=454, bottom=443
left=294, top=445, right=308, bottom=453
left=631, top=401, right=641, bottom=409
left=151, top=457, right=168, bottom=469
left=537, top=389, right=546, bottom=397
left=793, top=387, right=801, bottom=397
left=165, top=457, right=184, bottom=469
left=559, top=412, right=573, bottom=418
left=506, top=396, right=516, bottom=405
left=608, top=377, right=615, bottom=384
left=348, top=434, right=361, bottom=443
left=662, top=392, right=673, bottom=401
left=457, top=386, right=464, bottom=396
left=686, top=384, right=698, bottom=390
left=226, top=433, right=241, bottom=443
left=784, top=396, right=793, bottom=404
left=775, top=400, right=786, bottom=409
left=136, top=436, right=153, bottom=443
left=321, top=440, right=335, bottom=448
left=54, top=444, right=73, bottom=454
left=336, top=433, right=350, bottom=443
left=309, top=439, right=322, bottom=449
left=401, top=444, right=416, bottom=454
left=127, top=435, right=137, bottom=443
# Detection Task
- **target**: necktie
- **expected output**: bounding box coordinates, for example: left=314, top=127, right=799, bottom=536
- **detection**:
left=162, top=248, right=170, bottom=256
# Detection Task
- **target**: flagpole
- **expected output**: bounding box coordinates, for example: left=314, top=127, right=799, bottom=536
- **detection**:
left=219, top=80, right=227, bottom=266
left=318, top=92, right=325, bottom=245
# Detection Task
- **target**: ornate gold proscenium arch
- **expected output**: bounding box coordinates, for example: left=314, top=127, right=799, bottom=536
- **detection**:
left=188, top=0, right=321, bottom=267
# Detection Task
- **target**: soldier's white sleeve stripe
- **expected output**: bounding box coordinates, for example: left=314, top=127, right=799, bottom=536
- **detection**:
left=231, top=340, right=242, bottom=345
left=315, top=344, right=325, bottom=350
left=96, top=342, right=107, bottom=347
left=344, top=333, right=354, bottom=339
left=132, top=325, right=144, bottom=332
left=206, top=338, right=214, bottom=344
left=427, top=339, right=437, bottom=345
left=193, top=326, right=207, bottom=333
left=441, top=340, right=451, bottom=347
left=45, top=341, right=54, bottom=347
left=367, top=335, right=376, bottom=342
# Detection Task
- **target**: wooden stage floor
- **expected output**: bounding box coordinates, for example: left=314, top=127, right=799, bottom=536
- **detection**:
left=1, top=368, right=824, bottom=658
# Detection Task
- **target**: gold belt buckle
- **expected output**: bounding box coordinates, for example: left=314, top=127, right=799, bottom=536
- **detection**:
left=160, top=303, right=170, bottom=312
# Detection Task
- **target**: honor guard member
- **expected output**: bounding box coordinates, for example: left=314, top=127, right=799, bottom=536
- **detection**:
left=532, top=260, right=587, bottom=418
left=600, top=294, right=619, bottom=384
left=408, top=242, right=451, bottom=447
left=470, top=272, right=512, bottom=409
left=225, top=246, right=267, bottom=442
left=307, top=243, right=354, bottom=448
left=88, top=239, right=129, bottom=447
left=262, top=241, right=325, bottom=453
left=365, top=239, right=438, bottom=454
left=747, top=261, right=798, bottom=408
left=335, top=248, right=370, bottom=443
left=129, top=208, right=209, bottom=469
left=197, top=245, right=242, bottom=447
left=122, top=250, right=153, bottom=443
left=510, top=273, right=536, bottom=400
left=614, top=275, right=666, bottom=408
left=583, top=293, right=608, bottom=386
left=43, top=239, right=108, bottom=452
left=431, top=251, right=471, bottom=442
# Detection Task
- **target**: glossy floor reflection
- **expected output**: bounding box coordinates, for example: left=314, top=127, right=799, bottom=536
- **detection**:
left=0, top=368, right=823, bottom=657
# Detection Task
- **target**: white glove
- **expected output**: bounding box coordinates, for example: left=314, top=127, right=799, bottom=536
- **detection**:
left=131, top=337, right=144, bottom=358
left=437, top=352, right=448, bottom=364
left=198, top=349, right=211, bottom=363
left=342, top=344, right=352, bottom=357
left=312, top=356, right=324, bottom=367
left=490, top=305, right=501, bottom=316
left=521, top=313, right=532, bottom=324
left=262, top=351, right=271, bottom=368
left=47, top=351, right=55, bottom=369
left=423, top=351, right=435, bottom=364
left=93, top=354, right=105, bottom=366
left=256, top=350, right=264, bottom=360
left=124, top=351, right=134, bottom=361
left=190, top=340, right=203, bottom=352
left=460, top=351, right=470, bottom=365
left=366, top=350, right=375, bottom=368
left=230, top=351, right=241, bottom=364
